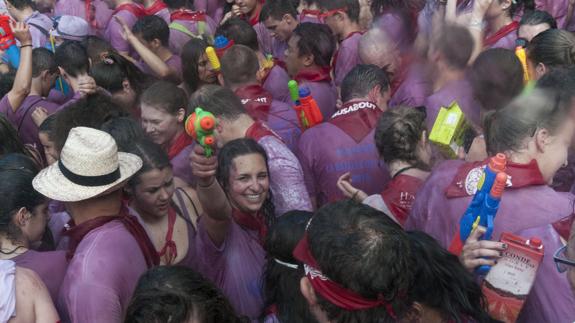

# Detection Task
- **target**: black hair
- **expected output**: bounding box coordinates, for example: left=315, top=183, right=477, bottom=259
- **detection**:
left=188, top=85, right=247, bottom=120
left=220, top=45, right=259, bottom=87
left=122, top=138, right=172, bottom=187
left=216, top=18, right=259, bottom=51
left=81, top=36, right=114, bottom=64
left=263, top=210, right=317, bottom=323
left=504, top=0, right=534, bottom=18
left=0, top=69, right=16, bottom=98
left=292, top=23, right=336, bottom=68
left=125, top=266, right=246, bottom=323
left=470, top=48, right=524, bottom=112
left=181, top=38, right=209, bottom=94
left=52, top=94, right=128, bottom=152
left=341, top=64, right=390, bottom=102
left=91, top=51, right=156, bottom=95
left=54, top=41, right=90, bottom=77
left=406, top=231, right=495, bottom=323
left=32, top=48, right=57, bottom=77
left=163, top=0, right=189, bottom=9
left=38, top=113, right=58, bottom=139
left=100, top=116, right=147, bottom=151
left=434, top=24, right=473, bottom=70
left=260, top=0, right=298, bottom=22
left=132, top=15, right=170, bottom=48
left=0, top=153, right=44, bottom=252
left=5, top=0, right=33, bottom=10
left=520, top=9, right=557, bottom=29
left=317, top=0, right=360, bottom=23
left=370, top=0, right=424, bottom=14
left=527, top=29, right=575, bottom=69
left=537, top=66, right=575, bottom=103
left=216, top=138, right=275, bottom=229
left=0, top=114, right=28, bottom=157
left=307, top=200, right=413, bottom=322
left=140, top=80, right=188, bottom=115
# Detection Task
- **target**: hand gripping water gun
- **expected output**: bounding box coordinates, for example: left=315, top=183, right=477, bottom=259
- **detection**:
left=448, top=153, right=508, bottom=273
left=515, top=46, right=530, bottom=84
left=185, top=107, right=217, bottom=157
left=0, top=15, right=20, bottom=68
left=288, top=80, right=323, bottom=130
left=205, top=46, right=220, bottom=71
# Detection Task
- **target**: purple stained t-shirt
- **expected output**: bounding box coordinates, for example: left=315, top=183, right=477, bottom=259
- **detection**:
left=424, top=77, right=481, bottom=130
left=299, top=79, right=338, bottom=120
left=333, top=32, right=363, bottom=87
left=24, top=11, right=54, bottom=48
left=171, top=143, right=195, bottom=186
left=138, top=54, right=182, bottom=80
left=105, top=9, right=139, bottom=53
left=193, top=0, right=225, bottom=24
left=263, top=64, right=291, bottom=104
left=271, top=38, right=287, bottom=60
left=388, top=60, right=432, bottom=108
left=486, top=28, right=518, bottom=50
left=57, top=218, right=149, bottom=323
left=0, top=95, right=60, bottom=150
left=298, top=125, right=390, bottom=207
left=168, top=17, right=217, bottom=55
left=254, top=22, right=273, bottom=55
left=266, top=100, right=301, bottom=153
left=13, top=250, right=67, bottom=303
left=94, top=0, right=115, bottom=37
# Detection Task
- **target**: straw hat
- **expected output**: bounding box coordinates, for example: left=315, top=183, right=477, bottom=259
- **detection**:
left=33, top=127, right=143, bottom=202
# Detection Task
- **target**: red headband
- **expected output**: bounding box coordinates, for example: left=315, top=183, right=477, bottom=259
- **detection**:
left=293, top=232, right=396, bottom=317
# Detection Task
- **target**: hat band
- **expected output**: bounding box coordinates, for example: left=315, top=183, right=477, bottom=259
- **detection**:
left=58, top=160, right=121, bottom=187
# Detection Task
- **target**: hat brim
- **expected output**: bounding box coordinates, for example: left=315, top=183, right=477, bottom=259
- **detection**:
left=49, top=30, right=86, bottom=42
left=32, top=152, right=143, bottom=202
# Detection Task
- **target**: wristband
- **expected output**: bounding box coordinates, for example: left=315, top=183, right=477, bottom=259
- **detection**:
left=19, top=44, right=32, bottom=48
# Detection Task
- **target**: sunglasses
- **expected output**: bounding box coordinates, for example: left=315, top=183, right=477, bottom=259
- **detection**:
left=554, top=245, right=575, bottom=273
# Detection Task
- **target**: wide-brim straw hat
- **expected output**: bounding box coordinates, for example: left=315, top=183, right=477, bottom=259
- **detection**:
left=33, top=127, right=143, bottom=202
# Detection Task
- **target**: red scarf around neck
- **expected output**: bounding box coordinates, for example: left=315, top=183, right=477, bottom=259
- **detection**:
left=235, top=85, right=273, bottom=122
left=144, top=0, right=167, bottom=15
left=294, top=66, right=332, bottom=83
left=157, top=207, right=178, bottom=265
left=170, top=9, right=206, bottom=22
left=245, top=120, right=282, bottom=142
left=328, top=100, right=382, bottom=143
left=247, top=2, right=263, bottom=26
left=114, top=2, right=146, bottom=17
left=484, top=21, right=519, bottom=48
left=445, top=158, right=546, bottom=198
left=168, top=131, right=194, bottom=160
left=231, top=208, right=268, bottom=245
left=62, top=205, right=160, bottom=268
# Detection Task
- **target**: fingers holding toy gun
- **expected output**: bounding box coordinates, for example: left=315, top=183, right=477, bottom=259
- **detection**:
left=460, top=226, right=507, bottom=272
left=190, top=144, right=218, bottom=186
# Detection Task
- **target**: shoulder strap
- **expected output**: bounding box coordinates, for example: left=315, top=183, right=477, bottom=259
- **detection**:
left=174, top=187, right=199, bottom=230
left=169, top=22, right=197, bottom=38
left=27, top=22, right=51, bottom=37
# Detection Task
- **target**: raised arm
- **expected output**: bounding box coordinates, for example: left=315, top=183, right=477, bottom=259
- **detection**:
left=6, top=22, right=32, bottom=112
left=190, top=144, right=232, bottom=246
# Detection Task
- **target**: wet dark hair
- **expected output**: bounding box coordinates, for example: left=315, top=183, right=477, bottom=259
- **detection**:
left=52, top=94, right=128, bottom=152
left=433, top=24, right=473, bottom=70
left=484, top=88, right=569, bottom=155
left=0, top=153, right=44, bottom=251
left=133, top=15, right=170, bottom=47
left=125, top=266, right=246, bottom=323
left=0, top=69, right=16, bottom=98
left=307, top=200, right=413, bottom=322
left=38, top=113, right=58, bottom=139
left=123, top=138, right=172, bottom=187
left=260, top=0, right=298, bottom=22
left=263, top=210, right=317, bottom=323
left=470, top=48, right=524, bottom=112
left=317, top=0, right=360, bottom=23
left=81, top=36, right=114, bottom=64
left=407, top=231, right=495, bottom=323
left=520, top=9, right=557, bottom=29
left=32, top=48, right=58, bottom=77
left=216, top=138, right=275, bottom=228
left=220, top=45, right=259, bottom=87
left=100, top=116, right=147, bottom=151
left=140, top=80, right=188, bottom=115
left=164, top=0, right=188, bottom=9
left=341, top=64, right=390, bottom=102
left=216, top=18, right=259, bottom=51
left=188, top=85, right=247, bottom=120
left=502, top=0, right=534, bottom=18
left=370, top=0, right=425, bottom=14
left=375, top=106, right=428, bottom=169
left=5, top=0, right=33, bottom=10
left=292, top=23, right=336, bottom=68
left=527, top=29, right=575, bottom=70
left=181, top=38, right=210, bottom=94
left=55, top=41, right=90, bottom=77
left=536, top=66, right=575, bottom=103
left=91, top=51, right=155, bottom=96
left=0, top=115, right=28, bottom=157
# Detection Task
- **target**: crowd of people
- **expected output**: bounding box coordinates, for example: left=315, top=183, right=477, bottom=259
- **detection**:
left=0, top=0, right=575, bottom=322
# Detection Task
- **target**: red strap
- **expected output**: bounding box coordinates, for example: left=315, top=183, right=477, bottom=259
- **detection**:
left=157, top=207, right=178, bottom=265
left=170, top=9, right=206, bottom=22
left=144, top=0, right=167, bottom=16
left=484, top=21, right=519, bottom=48
left=113, top=3, right=146, bottom=18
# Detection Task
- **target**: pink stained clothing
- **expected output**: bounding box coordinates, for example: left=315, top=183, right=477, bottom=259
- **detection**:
left=388, top=60, right=432, bottom=108
left=424, top=77, right=481, bottom=130
left=271, top=38, right=287, bottom=60
left=104, top=6, right=141, bottom=53
left=253, top=21, right=273, bottom=55
left=57, top=218, right=149, bottom=323
left=535, top=0, right=569, bottom=29
left=13, top=250, right=68, bottom=303
left=333, top=31, right=363, bottom=87
left=94, top=0, right=115, bottom=37
left=171, top=143, right=196, bottom=186
left=138, top=53, right=183, bottom=80
left=292, top=67, right=338, bottom=120
left=246, top=123, right=313, bottom=216
left=0, top=94, right=60, bottom=151
left=406, top=159, right=575, bottom=323
left=486, top=27, right=518, bottom=50
left=54, top=0, right=91, bottom=32
left=195, top=216, right=266, bottom=320
left=168, top=14, right=217, bottom=55
left=262, top=63, right=291, bottom=104
left=24, top=11, right=54, bottom=48
left=299, top=9, right=322, bottom=24
left=193, top=0, right=225, bottom=24
left=373, top=11, right=416, bottom=53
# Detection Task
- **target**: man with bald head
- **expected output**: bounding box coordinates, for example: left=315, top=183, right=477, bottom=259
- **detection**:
left=359, top=28, right=431, bottom=108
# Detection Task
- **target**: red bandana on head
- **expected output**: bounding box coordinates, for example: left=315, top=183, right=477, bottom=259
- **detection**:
left=328, top=100, right=381, bottom=143
left=168, top=132, right=194, bottom=160
left=294, top=66, right=332, bottom=83
left=293, top=232, right=397, bottom=317
left=113, top=3, right=146, bottom=18
left=144, top=0, right=167, bottom=16
left=170, top=8, right=206, bottom=22
left=234, top=85, right=273, bottom=122
left=483, top=21, right=519, bottom=48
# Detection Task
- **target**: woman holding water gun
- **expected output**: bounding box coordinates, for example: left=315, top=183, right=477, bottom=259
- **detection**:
left=408, top=88, right=575, bottom=323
